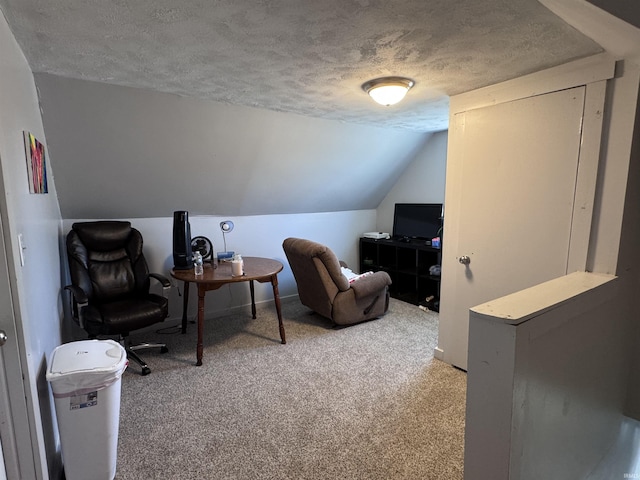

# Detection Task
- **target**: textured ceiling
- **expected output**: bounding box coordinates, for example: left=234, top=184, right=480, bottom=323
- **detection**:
left=0, top=0, right=602, bottom=132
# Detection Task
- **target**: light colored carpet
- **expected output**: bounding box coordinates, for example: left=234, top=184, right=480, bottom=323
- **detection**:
left=115, top=297, right=466, bottom=479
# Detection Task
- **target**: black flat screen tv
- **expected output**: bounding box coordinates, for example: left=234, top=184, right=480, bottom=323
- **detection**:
left=392, top=203, right=443, bottom=241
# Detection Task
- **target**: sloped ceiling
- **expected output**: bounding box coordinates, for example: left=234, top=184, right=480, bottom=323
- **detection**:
left=0, top=1, right=605, bottom=218
left=34, top=73, right=431, bottom=218
left=0, top=0, right=601, bottom=132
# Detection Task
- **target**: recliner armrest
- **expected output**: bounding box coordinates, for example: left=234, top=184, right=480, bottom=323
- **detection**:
left=149, top=273, right=171, bottom=299
left=349, top=271, right=392, bottom=299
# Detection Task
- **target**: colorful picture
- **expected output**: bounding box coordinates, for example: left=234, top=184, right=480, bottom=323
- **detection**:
left=23, top=131, right=48, bottom=194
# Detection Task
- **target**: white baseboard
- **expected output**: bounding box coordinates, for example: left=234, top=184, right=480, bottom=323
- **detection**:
left=165, top=293, right=300, bottom=325
left=433, top=346, right=444, bottom=360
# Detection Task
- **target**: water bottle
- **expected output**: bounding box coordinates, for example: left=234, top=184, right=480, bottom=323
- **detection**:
left=193, top=251, right=203, bottom=276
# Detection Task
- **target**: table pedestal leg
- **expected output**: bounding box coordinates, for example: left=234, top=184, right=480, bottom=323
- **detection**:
left=271, top=275, right=286, bottom=344
left=196, top=285, right=205, bottom=366
left=181, top=281, right=190, bottom=334
left=250, top=280, right=256, bottom=319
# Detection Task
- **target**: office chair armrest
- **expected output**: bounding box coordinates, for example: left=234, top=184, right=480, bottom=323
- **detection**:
left=64, top=285, right=88, bottom=328
left=149, top=273, right=171, bottom=299
left=64, top=284, right=88, bottom=304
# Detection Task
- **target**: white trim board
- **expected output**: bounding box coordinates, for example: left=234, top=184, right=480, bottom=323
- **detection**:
left=449, top=53, right=615, bottom=115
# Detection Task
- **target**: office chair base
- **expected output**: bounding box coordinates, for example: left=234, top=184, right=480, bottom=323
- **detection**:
left=126, top=342, right=168, bottom=376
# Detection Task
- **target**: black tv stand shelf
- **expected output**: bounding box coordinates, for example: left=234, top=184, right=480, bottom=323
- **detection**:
left=359, top=237, right=441, bottom=311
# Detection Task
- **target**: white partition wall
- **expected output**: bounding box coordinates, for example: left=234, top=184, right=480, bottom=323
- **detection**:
left=464, top=273, right=634, bottom=479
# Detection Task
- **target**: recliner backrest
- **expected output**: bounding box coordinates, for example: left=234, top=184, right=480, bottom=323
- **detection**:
left=67, top=221, right=151, bottom=302
left=282, top=238, right=350, bottom=318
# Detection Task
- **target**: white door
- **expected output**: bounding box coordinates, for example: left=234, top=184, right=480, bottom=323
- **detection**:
left=439, top=86, right=586, bottom=370
left=0, top=211, right=36, bottom=479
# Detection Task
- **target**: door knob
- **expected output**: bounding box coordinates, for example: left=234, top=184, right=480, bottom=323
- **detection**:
left=458, top=255, right=471, bottom=265
left=0, top=330, right=7, bottom=347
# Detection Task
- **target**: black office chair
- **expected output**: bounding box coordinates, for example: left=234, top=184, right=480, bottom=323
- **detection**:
left=65, top=221, right=171, bottom=375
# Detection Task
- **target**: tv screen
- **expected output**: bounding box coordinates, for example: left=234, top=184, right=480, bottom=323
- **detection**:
left=393, top=203, right=442, bottom=240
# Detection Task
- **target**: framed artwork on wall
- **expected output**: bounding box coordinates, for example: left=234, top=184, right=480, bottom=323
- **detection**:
left=23, top=131, right=48, bottom=194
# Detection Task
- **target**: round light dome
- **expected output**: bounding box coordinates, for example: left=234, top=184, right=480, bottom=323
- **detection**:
left=362, top=77, right=415, bottom=106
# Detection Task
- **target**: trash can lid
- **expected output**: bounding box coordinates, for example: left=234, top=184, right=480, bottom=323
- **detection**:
left=46, top=340, right=127, bottom=395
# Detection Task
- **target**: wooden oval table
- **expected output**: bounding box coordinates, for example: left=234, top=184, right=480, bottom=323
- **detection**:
left=171, top=256, right=286, bottom=366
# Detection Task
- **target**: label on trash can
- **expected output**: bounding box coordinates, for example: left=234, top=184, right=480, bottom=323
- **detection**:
left=69, top=391, right=97, bottom=410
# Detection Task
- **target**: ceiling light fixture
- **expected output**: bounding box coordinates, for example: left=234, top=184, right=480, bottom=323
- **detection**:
left=362, top=76, right=415, bottom=106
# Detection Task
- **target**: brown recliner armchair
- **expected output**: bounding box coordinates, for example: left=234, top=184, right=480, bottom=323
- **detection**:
left=283, top=237, right=391, bottom=326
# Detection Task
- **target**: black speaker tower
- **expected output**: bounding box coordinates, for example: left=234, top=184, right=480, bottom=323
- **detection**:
left=173, top=210, right=192, bottom=270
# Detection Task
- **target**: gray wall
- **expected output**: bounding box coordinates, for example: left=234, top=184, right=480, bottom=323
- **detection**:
left=35, top=74, right=430, bottom=220
left=58, top=130, right=450, bottom=326
left=0, top=13, right=63, bottom=478
left=618, top=75, right=640, bottom=418
left=35, top=71, right=450, bottom=333
left=586, top=0, right=640, bottom=29
left=376, top=130, right=447, bottom=234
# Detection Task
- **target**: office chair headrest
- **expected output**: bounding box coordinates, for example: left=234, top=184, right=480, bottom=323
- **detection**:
left=72, top=221, right=133, bottom=252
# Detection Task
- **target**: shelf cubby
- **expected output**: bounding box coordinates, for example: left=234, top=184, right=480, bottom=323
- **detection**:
left=359, top=237, right=442, bottom=311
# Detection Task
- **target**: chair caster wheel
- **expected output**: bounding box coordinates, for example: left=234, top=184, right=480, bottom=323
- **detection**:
left=141, top=366, right=151, bottom=376
left=160, top=346, right=169, bottom=354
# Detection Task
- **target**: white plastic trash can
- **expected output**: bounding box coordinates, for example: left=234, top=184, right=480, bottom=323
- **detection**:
left=46, top=339, right=128, bottom=480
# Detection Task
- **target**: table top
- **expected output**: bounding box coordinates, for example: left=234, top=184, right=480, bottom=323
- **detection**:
left=170, top=256, right=283, bottom=284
